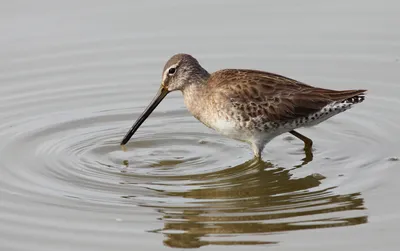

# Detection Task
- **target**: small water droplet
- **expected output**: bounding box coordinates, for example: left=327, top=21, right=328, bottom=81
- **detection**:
left=388, top=157, right=399, bottom=162
left=115, top=218, right=123, bottom=222
left=312, top=173, right=326, bottom=180
left=198, top=139, right=208, bottom=144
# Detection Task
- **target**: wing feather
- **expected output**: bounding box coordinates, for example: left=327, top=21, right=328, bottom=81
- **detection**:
left=209, top=69, right=366, bottom=122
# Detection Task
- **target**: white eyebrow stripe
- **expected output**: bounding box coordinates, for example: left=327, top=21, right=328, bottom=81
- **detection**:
left=163, top=63, right=179, bottom=80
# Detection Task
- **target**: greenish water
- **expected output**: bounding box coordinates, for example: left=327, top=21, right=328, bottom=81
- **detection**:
left=1, top=1, right=399, bottom=250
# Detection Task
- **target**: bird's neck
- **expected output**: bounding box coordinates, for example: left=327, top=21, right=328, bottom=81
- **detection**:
left=181, top=80, right=210, bottom=124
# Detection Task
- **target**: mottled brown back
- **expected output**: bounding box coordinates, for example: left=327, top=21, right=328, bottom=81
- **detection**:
left=208, top=69, right=366, bottom=121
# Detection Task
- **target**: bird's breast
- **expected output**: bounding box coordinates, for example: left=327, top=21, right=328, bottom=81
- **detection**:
left=182, top=85, right=252, bottom=141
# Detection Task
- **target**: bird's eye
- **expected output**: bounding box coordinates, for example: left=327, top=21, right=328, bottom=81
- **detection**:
left=168, top=67, right=176, bottom=75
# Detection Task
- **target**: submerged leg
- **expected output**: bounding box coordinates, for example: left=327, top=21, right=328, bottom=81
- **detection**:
left=289, top=130, right=313, bottom=165
left=251, top=141, right=265, bottom=160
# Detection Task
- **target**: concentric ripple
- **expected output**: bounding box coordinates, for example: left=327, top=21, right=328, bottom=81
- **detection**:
left=0, top=47, right=381, bottom=248
left=1, top=3, right=400, bottom=249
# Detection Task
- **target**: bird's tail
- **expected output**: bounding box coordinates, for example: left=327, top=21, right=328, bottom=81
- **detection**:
left=335, top=89, right=366, bottom=105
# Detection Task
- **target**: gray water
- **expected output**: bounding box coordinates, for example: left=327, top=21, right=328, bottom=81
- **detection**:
left=1, top=1, right=400, bottom=250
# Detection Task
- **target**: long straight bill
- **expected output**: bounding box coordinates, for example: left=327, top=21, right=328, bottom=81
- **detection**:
left=120, top=87, right=169, bottom=145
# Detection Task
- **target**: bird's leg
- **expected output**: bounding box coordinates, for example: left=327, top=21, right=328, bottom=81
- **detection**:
left=251, top=141, right=264, bottom=160
left=290, top=130, right=313, bottom=148
left=289, top=130, right=313, bottom=165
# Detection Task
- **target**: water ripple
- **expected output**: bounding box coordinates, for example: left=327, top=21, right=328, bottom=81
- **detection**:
left=1, top=31, right=399, bottom=249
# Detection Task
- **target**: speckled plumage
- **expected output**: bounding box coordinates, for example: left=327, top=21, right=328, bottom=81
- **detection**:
left=121, top=53, right=366, bottom=159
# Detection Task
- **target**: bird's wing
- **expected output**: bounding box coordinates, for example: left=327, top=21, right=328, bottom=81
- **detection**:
left=209, top=69, right=366, bottom=121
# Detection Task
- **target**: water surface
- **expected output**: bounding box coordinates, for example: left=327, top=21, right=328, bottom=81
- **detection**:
left=1, top=1, right=400, bottom=250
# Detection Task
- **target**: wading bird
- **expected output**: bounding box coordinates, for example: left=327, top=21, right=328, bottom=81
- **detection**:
left=121, top=54, right=366, bottom=159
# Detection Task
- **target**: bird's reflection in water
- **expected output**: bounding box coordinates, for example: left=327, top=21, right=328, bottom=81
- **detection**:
left=126, top=158, right=367, bottom=248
